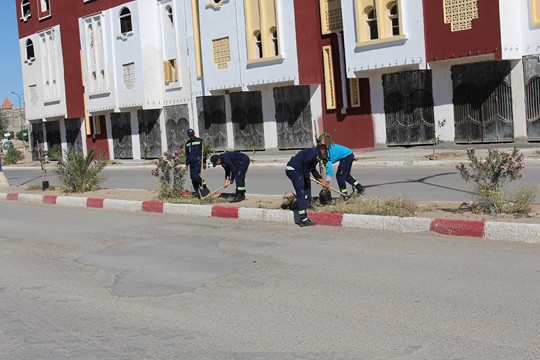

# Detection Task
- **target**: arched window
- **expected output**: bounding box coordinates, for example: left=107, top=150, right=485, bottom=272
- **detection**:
left=254, top=31, right=263, bottom=58
left=119, top=7, right=132, bottom=34
left=270, top=27, right=279, bottom=56
left=21, top=0, right=31, bottom=17
left=388, top=2, right=400, bottom=36
left=25, top=39, right=35, bottom=60
left=165, top=5, right=173, bottom=25
left=40, top=0, right=49, bottom=12
left=366, top=7, right=378, bottom=40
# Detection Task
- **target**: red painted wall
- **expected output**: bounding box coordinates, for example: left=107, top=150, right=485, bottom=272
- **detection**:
left=424, top=0, right=502, bottom=62
left=293, top=0, right=374, bottom=149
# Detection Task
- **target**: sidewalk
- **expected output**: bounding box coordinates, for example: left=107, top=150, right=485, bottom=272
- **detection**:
left=6, top=144, right=540, bottom=170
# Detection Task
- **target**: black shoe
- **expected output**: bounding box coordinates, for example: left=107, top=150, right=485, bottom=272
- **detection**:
left=199, top=186, right=210, bottom=197
left=230, top=193, right=245, bottom=203
left=355, top=186, right=366, bottom=196
left=299, top=219, right=316, bottom=227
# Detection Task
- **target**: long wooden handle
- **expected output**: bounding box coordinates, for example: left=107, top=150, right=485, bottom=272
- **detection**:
left=201, top=185, right=225, bottom=200
left=310, top=178, right=347, bottom=198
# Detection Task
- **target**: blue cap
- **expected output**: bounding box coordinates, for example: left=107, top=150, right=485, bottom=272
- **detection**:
left=210, top=154, right=219, bottom=167
left=186, top=128, right=195, bottom=136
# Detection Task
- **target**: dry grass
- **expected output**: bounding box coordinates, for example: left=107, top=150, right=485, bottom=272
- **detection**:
left=313, top=194, right=418, bottom=217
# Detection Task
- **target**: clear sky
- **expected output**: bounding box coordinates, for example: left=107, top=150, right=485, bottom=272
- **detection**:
left=0, top=1, right=24, bottom=109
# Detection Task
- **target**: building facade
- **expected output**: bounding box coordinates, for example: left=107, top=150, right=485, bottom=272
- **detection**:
left=15, top=0, right=540, bottom=160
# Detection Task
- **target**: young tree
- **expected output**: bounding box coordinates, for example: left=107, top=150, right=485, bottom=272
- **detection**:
left=0, top=109, right=9, bottom=136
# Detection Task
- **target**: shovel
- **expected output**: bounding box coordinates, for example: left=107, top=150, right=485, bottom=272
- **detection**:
left=310, top=178, right=351, bottom=200
left=201, top=185, right=225, bottom=200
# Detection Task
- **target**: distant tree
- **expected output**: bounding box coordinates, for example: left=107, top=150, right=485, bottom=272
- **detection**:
left=0, top=109, right=8, bottom=136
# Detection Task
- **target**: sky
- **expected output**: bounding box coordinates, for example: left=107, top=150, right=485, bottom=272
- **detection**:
left=0, top=1, right=24, bottom=109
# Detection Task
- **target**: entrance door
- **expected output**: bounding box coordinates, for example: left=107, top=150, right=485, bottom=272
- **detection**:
left=230, top=91, right=265, bottom=150
left=274, top=85, right=313, bottom=149
left=197, top=96, right=228, bottom=151
left=138, top=109, right=162, bottom=159
left=524, top=55, right=540, bottom=140
left=383, top=70, right=435, bottom=146
left=452, top=61, right=513, bottom=143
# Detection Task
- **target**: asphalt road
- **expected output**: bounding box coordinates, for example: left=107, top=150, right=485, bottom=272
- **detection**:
left=0, top=202, right=539, bottom=359
left=6, top=165, right=539, bottom=201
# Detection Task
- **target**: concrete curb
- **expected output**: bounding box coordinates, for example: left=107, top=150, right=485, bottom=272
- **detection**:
left=1, top=191, right=539, bottom=243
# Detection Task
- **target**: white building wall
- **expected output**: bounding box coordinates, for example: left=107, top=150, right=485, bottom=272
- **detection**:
left=111, top=3, right=145, bottom=110
left=196, top=0, right=299, bottom=92
left=79, top=11, right=117, bottom=114
left=500, top=0, right=540, bottom=60
left=20, top=25, right=67, bottom=122
left=198, top=2, right=243, bottom=92
left=138, top=1, right=164, bottom=110
left=161, top=0, right=193, bottom=108
left=239, top=1, right=299, bottom=89
left=341, top=0, right=427, bottom=78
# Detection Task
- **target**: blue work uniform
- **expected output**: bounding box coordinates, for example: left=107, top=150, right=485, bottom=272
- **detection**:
left=285, top=148, right=324, bottom=221
left=219, top=151, right=250, bottom=194
left=325, top=144, right=364, bottom=195
left=185, top=136, right=204, bottom=192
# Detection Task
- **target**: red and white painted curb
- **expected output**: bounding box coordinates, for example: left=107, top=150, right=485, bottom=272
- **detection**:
left=1, top=192, right=539, bottom=243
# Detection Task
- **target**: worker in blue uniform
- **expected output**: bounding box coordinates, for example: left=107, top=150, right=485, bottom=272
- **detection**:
left=285, top=144, right=327, bottom=227
left=184, top=128, right=207, bottom=198
left=324, top=143, right=366, bottom=197
left=210, top=151, right=251, bottom=203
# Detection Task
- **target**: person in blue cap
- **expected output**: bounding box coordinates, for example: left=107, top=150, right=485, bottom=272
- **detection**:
left=285, top=144, right=327, bottom=227
left=184, top=128, right=207, bottom=198
left=324, top=143, right=365, bottom=197
left=210, top=152, right=251, bottom=203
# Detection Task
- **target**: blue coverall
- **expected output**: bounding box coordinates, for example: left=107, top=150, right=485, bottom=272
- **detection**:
left=285, top=148, right=324, bottom=221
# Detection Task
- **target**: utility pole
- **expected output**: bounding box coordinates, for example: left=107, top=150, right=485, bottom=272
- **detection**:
left=11, top=92, right=25, bottom=156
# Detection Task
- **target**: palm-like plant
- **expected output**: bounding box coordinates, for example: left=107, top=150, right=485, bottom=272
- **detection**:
left=55, top=148, right=107, bottom=193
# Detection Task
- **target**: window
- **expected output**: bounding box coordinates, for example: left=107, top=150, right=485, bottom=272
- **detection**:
left=165, top=5, right=173, bottom=25
left=119, top=7, right=132, bottom=34
left=534, top=0, right=540, bottom=23
left=270, top=27, right=279, bottom=56
left=21, top=0, right=31, bottom=18
left=355, top=0, right=403, bottom=44
left=322, top=46, right=336, bottom=110
left=443, top=0, right=478, bottom=31
left=26, top=39, right=35, bottom=60
left=40, top=0, right=49, bottom=11
left=38, top=0, right=51, bottom=20
left=84, top=15, right=108, bottom=94
left=244, top=0, right=280, bottom=61
left=163, top=59, right=178, bottom=83
left=388, top=2, right=400, bottom=35
left=366, top=7, right=378, bottom=40
left=39, top=28, right=60, bottom=101
left=254, top=31, right=263, bottom=58
left=349, top=78, right=361, bottom=108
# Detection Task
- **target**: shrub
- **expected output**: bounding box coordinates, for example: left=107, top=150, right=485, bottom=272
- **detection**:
left=456, top=147, right=536, bottom=214
left=152, top=150, right=186, bottom=199
left=3, top=146, right=23, bottom=165
left=55, top=148, right=107, bottom=193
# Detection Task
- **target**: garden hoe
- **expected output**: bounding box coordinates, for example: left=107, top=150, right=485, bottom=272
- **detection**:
left=310, top=178, right=351, bottom=201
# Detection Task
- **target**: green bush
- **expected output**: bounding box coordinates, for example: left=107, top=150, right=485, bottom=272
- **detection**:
left=151, top=150, right=186, bottom=199
left=55, top=148, right=107, bottom=193
left=3, top=146, right=23, bottom=165
left=456, top=147, right=536, bottom=214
